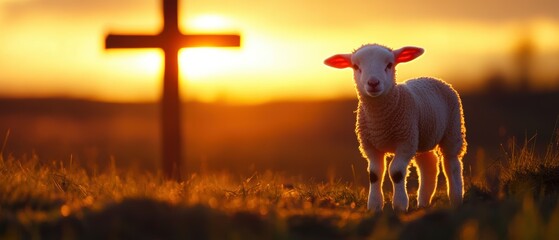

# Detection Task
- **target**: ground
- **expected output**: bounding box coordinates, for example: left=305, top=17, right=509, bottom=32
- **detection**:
left=1, top=139, right=559, bottom=240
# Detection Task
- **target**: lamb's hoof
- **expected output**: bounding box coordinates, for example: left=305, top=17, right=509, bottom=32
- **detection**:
left=392, top=201, right=408, bottom=213
left=367, top=205, right=384, bottom=214
left=449, top=194, right=463, bottom=208
left=450, top=199, right=463, bottom=208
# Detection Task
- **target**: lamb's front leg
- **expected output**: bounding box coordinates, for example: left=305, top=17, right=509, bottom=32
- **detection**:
left=389, top=150, right=415, bottom=212
left=364, top=148, right=386, bottom=212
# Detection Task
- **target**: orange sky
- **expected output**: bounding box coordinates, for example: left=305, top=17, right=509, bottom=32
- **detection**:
left=1, top=0, right=559, bottom=104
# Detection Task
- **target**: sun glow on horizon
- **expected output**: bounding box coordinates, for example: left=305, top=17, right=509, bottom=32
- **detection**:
left=2, top=1, right=559, bottom=103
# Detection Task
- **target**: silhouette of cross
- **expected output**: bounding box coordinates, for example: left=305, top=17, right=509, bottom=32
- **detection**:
left=105, top=0, right=241, bottom=179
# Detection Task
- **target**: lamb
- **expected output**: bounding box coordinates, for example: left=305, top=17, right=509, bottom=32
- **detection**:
left=324, top=44, right=467, bottom=212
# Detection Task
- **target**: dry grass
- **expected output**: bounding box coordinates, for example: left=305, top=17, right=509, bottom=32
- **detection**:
left=1, top=136, right=559, bottom=239
left=500, top=134, right=559, bottom=197
left=0, top=154, right=374, bottom=239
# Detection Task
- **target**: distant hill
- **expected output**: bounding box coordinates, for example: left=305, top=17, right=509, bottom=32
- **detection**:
left=0, top=92, right=558, bottom=183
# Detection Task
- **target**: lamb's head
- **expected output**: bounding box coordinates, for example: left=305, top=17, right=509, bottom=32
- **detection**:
left=324, top=44, right=424, bottom=98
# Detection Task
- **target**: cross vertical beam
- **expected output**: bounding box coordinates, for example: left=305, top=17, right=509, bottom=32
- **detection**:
left=105, top=0, right=241, bottom=179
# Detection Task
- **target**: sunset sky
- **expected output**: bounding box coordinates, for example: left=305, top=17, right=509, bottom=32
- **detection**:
left=1, top=0, right=559, bottom=104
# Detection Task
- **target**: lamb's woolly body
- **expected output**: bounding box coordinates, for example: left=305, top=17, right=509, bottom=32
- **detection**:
left=357, top=78, right=466, bottom=157
left=324, top=44, right=467, bottom=212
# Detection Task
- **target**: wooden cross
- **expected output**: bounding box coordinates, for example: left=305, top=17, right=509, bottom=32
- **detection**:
left=105, top=0, right=241, bottom=179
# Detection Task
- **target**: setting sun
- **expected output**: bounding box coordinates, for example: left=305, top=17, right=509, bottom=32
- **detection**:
left=179, top=48, right=240, bottom=80
left=178, top=14, right=242, bottom=80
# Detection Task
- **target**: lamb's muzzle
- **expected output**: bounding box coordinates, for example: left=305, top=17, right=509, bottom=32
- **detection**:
left=366, top=78, right=380, bottom=92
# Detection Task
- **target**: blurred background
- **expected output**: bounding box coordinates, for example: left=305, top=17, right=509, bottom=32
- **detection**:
left=1, top=0, right=558, bottom=184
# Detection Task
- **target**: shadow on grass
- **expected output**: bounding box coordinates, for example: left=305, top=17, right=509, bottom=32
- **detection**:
left=2, top=199, right=278, bottom=240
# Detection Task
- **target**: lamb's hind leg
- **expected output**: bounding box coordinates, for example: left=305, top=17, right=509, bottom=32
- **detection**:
left=415, top=151, right=439, bottom=208
left=441, top=152, right=463, bottom=206
left=440, top=137, right=465, bottom=206
left=440, top=110, right=466, bottom=206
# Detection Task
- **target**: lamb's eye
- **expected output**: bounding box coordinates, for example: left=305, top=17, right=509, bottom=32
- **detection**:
left=386, top=63, right=393, bottom=71
left=352, top=64, right=360, bottom=71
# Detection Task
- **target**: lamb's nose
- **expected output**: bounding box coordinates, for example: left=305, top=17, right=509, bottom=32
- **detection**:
left=368, top=80, right=380, bottom=88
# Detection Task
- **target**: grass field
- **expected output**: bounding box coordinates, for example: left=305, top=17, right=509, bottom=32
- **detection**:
left=1, top=136, right=559, bottom=240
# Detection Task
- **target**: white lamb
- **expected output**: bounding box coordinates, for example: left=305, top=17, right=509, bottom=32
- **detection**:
left=324, top=44, right=467, bottom=212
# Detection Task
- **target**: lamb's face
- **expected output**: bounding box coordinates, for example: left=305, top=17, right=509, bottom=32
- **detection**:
left=351, top=46, right=395, bottom=98
left=324, top=44, right=424, bottom=98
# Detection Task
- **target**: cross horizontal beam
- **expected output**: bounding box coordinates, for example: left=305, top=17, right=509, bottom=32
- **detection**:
left=106, top=34, right=241, bottom=49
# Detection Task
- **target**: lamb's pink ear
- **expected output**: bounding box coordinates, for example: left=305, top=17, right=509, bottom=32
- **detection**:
left=324, top=54, right=352, bottom=69
left=393, top=47, right=424, bottom=64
